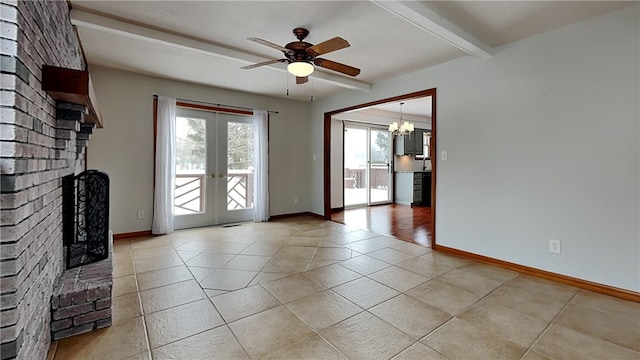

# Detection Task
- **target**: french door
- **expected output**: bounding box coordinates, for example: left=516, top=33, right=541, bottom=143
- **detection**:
left=344, top=123, right=392, bottom=207
left=173, top=108, right=254, bottom=229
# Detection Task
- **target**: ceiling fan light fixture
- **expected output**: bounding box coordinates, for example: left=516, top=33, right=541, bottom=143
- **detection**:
left=287, top=61, right=314, bottom=77
left=245, top=29, right=359, bottom=80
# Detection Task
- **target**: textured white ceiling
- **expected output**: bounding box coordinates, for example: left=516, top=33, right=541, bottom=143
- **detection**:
left=71, top=0, right=632, bottom=109
left=426, top=1, right=632, bottom=47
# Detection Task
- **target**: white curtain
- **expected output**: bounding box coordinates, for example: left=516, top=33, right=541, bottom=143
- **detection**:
left=152, top=96, right=176, bottom=234
left=253, top=110, right=269, bottom=222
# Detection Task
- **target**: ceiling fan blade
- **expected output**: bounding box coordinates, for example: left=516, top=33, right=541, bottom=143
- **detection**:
left=247, top=37, right=293, bottom=55
left=307, top=37, right=350, bottom=57
left=241, top=59, right=286, bottom=70
left=314, top=58, right=360, bottom=76
left=296, top=76, right=308, bottom=84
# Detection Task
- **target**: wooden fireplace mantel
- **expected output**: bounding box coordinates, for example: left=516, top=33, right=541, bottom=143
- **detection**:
left=42, top=65, right=103, bottom=128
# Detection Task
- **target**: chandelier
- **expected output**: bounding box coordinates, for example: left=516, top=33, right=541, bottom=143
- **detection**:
left=388, top=102, right=414, bottom=136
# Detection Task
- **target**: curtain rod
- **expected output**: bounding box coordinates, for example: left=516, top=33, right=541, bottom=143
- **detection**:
left=153, top=95, right=279, bottom=114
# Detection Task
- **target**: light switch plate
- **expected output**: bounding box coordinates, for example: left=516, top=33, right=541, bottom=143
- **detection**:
left=440, top=150, right=448, bottom=161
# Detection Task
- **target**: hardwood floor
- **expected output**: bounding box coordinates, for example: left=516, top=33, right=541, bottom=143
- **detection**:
left=331, top=204, right=432, bottom=247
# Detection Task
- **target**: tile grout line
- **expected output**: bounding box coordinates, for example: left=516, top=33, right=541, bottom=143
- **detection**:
left=143, top=231, right=256, bottom=357
left=525, top=289, right=640, bottom=358
left=522, top=290, right=578, bottom=360
left=125, top=240, right=154, bottom=359
left=402, top=263, right=523, bottom=357
left=131, top=249, right=149, bottom=357
left=141, top=235, right=190, bottom=357
left=372, top=257, right=506, bottom=358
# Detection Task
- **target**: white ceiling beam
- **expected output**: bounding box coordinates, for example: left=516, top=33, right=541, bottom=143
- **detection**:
left=70, top=9, right=371, bottom=92
left=370, top=1, right=493, bottom=59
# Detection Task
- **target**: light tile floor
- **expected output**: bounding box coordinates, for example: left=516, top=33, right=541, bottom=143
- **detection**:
left=50, top=216, right=640, bottom=360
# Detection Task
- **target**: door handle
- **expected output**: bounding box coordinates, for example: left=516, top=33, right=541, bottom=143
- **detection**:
left=207, top=174, right=216, bottom=179
left=219, top=174, right=226, bottom=179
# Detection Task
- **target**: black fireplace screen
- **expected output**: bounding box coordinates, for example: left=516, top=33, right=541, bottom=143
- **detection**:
left=63, top=170, right=110, bottom=269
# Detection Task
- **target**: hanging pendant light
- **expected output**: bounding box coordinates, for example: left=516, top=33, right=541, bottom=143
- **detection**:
left=388, top=102, right=414, bottom=136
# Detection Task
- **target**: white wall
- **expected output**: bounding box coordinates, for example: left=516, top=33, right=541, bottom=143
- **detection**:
left=87, top=66, right=312, bottom=233
left=311, top=6, right=640, bottom=291
left=330, top=119, right=344, bottom=209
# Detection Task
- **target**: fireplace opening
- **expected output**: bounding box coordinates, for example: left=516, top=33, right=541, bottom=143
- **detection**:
left=62, top=170, right=110, bottom=269
left=52, top=170, right=113, bottom=341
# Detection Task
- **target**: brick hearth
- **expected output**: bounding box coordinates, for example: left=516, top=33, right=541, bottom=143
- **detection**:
left=50, top=257, right=113, bottom=340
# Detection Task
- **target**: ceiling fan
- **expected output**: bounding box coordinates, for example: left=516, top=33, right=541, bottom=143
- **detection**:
left=242, top=27, right=360, bottom=84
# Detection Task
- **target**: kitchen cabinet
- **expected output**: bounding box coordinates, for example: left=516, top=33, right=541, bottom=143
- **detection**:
left=412, top=172, right=422, bottom=204
left=394, top=172, right=413, bottom=205
left=421, top=171, right=431, bottom=206
left=412, top=171, right=431, bottom=207
left=394, top=129, right=425, bottom=156
left=394, top=171, right=432, bottom=207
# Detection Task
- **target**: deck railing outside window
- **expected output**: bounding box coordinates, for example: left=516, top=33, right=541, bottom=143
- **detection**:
left=227, top=169, right=253, bottom=210
left=174, top=170, right=253, bottom=214
left=174, top=173, right=205, bottom=214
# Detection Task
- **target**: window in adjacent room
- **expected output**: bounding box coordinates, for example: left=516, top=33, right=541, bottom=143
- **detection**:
left=416, top=131, right=431, bottom=160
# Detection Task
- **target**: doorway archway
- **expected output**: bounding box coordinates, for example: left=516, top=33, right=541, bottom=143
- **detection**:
left=323, top=88, right=437, bottom=248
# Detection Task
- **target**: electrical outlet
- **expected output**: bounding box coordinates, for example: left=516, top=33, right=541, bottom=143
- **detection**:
left=137, top=210, right=144, bottom=219
left=294, top=196, right=299, bottom=205
left=549, top=239, right=561, bottom=254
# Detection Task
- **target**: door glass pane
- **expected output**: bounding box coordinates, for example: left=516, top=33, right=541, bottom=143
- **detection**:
left=344, top=127, right=368, bottom=206
left=175, top=117, right=206, bottom=214
left=227, top=122, right=254, bottom=210
left=370, top=129, right=390, bottom=203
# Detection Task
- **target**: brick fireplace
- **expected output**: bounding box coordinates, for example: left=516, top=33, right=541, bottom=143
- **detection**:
left=0, top=1, right=103, bottom=359
left=50, top=168, right=112, bottom=341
